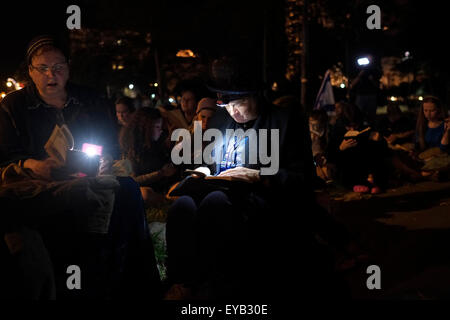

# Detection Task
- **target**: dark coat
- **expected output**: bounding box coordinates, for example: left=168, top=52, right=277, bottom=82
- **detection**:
left=0, top=83, right=118, bottom=167
left=208, top=102, right=315, bottom=201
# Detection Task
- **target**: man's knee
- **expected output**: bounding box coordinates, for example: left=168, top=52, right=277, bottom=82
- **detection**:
left=199, top=191, right=231, bottom=210
left=167, top=196, right=197, bottom=224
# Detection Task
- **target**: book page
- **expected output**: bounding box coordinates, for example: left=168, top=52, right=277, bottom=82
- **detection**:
left=44, top=124, right=74, bottom=166
left=344, top=127, right=371, bottom=139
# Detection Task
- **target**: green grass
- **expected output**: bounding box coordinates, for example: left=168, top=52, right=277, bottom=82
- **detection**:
left=151, top=227, right=168, bottom=281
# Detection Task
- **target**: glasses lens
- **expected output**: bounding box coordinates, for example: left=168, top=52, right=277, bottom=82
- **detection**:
left=33, top=63, right=66, bottom=74
left=53, top=64, right=66, bottom=73
left=36, top=66, right=49, bottom=73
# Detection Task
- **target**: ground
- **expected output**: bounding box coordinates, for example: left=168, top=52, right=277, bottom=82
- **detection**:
left=147, top=179, right=450, bottom=299
left=316, top=180, right=450, bottom=299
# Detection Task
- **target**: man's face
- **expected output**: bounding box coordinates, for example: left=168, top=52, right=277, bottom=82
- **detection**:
left=116, top=103, right=132, bottom=126
left=28, top=49, right=69, bottom=97
left=181, top=91, right=196, bottom=115
left=224, top=97, right=258, bottom=123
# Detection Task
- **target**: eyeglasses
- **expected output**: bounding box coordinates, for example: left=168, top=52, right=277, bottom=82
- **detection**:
left=30, top=62, right=67, bottom=75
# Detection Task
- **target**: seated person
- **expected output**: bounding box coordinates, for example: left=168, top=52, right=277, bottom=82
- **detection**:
left=157, top=103, right=189, bottom=142
left=396, top=96, right=450, bottom=181
left=119, top=108, right=178, bottom=207
left=176, top=79, right=209, bottom=126
left=309, top=109, right=331, bottom=182
left=169, top=97, right=218, bottom=173
left=194, top=97, right=218, bottom=132
left=115, top=96, right=135, bottom=127
left=165, top=56, right=355, bottom=300
left=0, top=35, right=161, bottom=299
left=415, top=96, right=449, bottom=153
left=157, top=80, right=208, bottom=137
left=327, top=102, right=388, bottom=192
left=376, top=103, right=414, bottom=151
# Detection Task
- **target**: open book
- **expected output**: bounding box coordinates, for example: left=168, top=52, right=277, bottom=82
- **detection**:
left=344, top=127, right=371, bottom=140
left=184, top=167, right=256, bottom=182
left=44, top=124, right=100, bottom=178
left=44, top=124, right=74, bottom=166
left=167, top=166, right=253, bottom=199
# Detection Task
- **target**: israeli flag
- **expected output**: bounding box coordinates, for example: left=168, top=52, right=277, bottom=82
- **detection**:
left=313, top=70, right=335, bottom=110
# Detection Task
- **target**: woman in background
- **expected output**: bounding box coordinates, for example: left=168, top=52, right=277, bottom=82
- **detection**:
left=415, top=96, right=449, bottom=152
left=115, top=96, right=135, bottom=127
left=119, top=108, right=177, bottom=207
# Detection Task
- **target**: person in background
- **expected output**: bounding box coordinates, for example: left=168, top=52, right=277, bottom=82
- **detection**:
left=194, top=97, right=217, bottom=131
left=177, top=79, right=209, bottom=126
left=377, top=103, right=415, bottom=150
left=415, top=96, right=449, bottom=152
left=309, top=109, right=331, bottom=182
left=180, top=89, right=197, bottom=125
left=115, top=96, right=135, bottom=127
left=390, top=96, right=450, bottom=182
left=327, top=102, right=388, bottom=192
left=350, top=55, right=381, bottom=126
left=119, top=108, right=177, bottom=207
left=407, top=96, right=450, bottom=180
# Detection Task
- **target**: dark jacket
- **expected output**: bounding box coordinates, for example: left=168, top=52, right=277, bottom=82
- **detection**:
left=0, top=83, right=118, bottom=167
left=208, top=102, right=352, bottom=276
left=208, top=103, right=315, bottom=201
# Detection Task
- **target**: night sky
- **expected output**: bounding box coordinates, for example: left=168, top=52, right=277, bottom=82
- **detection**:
left=1, top=0, right=449, bottom=97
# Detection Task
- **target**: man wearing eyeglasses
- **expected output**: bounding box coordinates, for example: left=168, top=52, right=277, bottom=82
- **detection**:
left=165, top=55, right=358, bottom=301
left=0, top=35, right=121, bottom=178
left=0, top=35, right=161, bottom=299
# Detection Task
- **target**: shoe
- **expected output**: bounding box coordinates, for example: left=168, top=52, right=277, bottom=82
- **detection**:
left=353, top=185, right=370, bottom=193
left=370, top=186, right=382, bottom=194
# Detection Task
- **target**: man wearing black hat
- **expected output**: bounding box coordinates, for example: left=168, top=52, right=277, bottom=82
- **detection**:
left=165, top=56, right=353, bottom=299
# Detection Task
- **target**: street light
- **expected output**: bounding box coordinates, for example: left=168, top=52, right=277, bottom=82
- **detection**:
left=6, top=78, right=23, bottom=90
left=357, top=57, right=370, bottom=66
left=390, top=96, right=398, bottom=102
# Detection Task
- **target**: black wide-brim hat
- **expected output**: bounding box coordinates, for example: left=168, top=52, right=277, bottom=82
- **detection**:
left=207, top=55, right=265, bottom=103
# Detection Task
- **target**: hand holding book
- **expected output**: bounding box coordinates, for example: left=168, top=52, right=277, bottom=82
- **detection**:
left=167, top=166, right=259, bottom=199
left=44, top=124, right=74, bottom=166
left=343, top=127, right=371, bottom=140
left=22, top=158, right=61, bottom=181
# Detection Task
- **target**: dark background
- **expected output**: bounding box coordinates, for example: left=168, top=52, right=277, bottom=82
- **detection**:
left=1, top=0, right=449, bottom=106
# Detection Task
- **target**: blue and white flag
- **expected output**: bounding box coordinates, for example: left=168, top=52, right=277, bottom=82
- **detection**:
left=313, top=70, right=335, bottom=110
